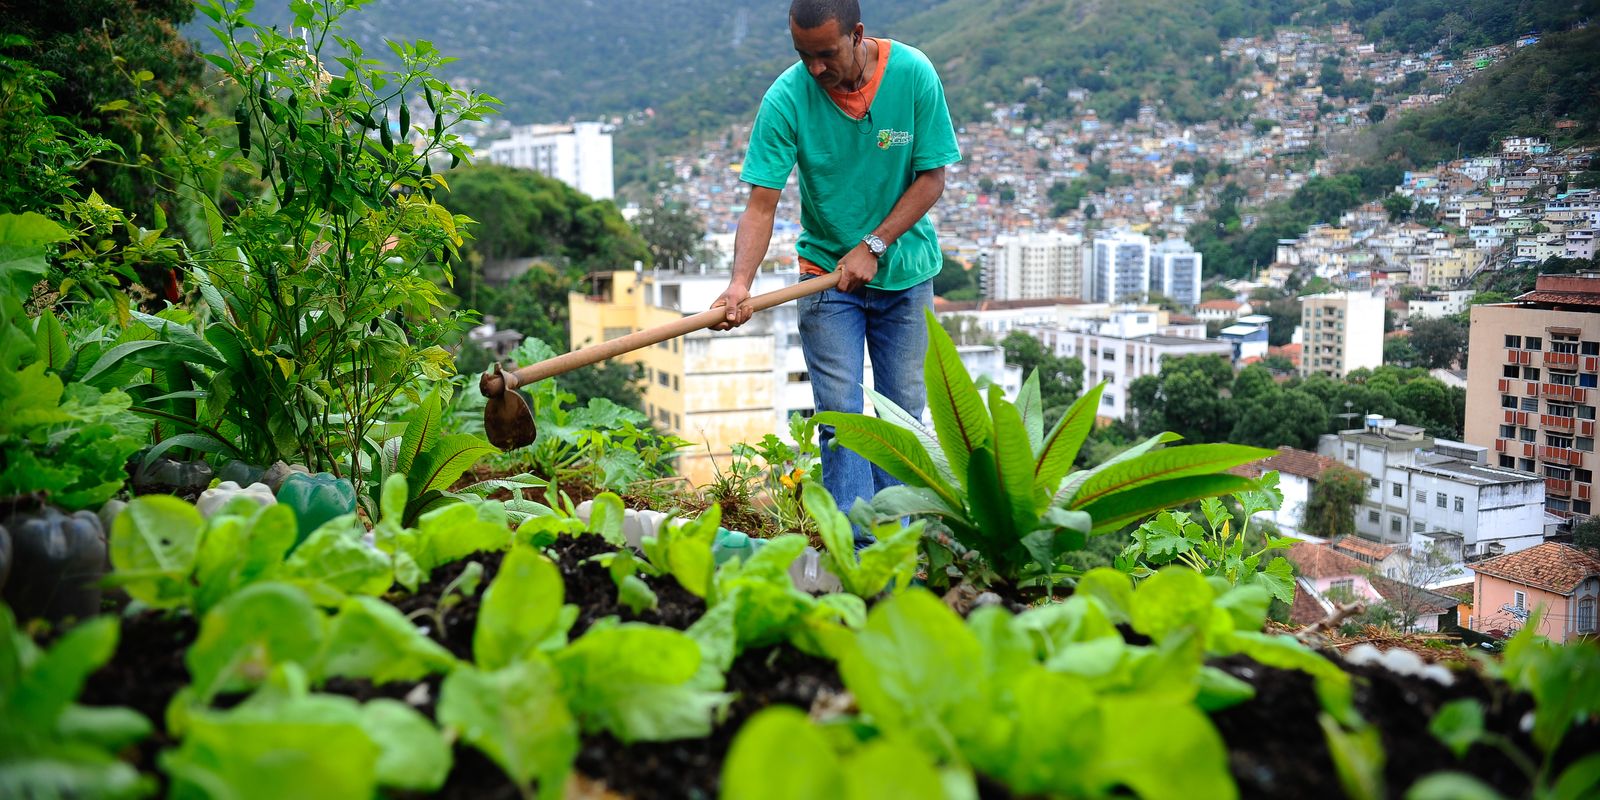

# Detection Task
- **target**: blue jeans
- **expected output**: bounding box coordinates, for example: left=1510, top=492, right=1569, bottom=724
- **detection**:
left=798, top=276, right=934, bottom=547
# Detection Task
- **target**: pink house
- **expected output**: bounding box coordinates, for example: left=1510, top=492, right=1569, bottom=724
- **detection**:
left=1287, top=542, right=1383, bottom=602
left=1467, top=542, right=1600, bottom=643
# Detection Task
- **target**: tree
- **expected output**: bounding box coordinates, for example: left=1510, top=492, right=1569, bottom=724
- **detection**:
left=1128, top=355, right=1235, bottom=443
left=1385, top=336, right=1420, bottom=367
left=1000, top=332, right=1084, bottom=425
left=635, top=199, right=710, bottom=271
left=1303, top=465, right=1366, bottom=539
left=1371, top=543, right=1461, bottom=632
left=1230, top=386, right=1329, bottom=450
left=1367, top=103, right=1387, bottom=123
left=1383, top=192, right=1414, bottom=222
left=1408, top=316, right=1468, bottom=369
left=933, top=252, right=979, bottom=300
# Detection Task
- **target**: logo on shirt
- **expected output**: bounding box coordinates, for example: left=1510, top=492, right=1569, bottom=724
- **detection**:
left=876, top=129, right=913, bottom=149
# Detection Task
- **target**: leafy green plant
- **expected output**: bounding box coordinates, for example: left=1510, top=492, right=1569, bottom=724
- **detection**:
left=803, top=480, right=920, bottom=598
left=1117, top=473, right=1297, bottom=604
left=731, top=411, right=821, bottom=536
left=107, top=0, right=496, bottom=481
left=0, top=607, right=154, bottom=800
left=833, top=310, right=1269, bottom=587
left=1407, top=611, right=1600, bottom=800
left=369, top=474, right=512, bottom=592
left=362, top=383, right=500, bottom=525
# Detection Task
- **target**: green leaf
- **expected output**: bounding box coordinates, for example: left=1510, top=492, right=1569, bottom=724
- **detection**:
left=32, top=309, right=69, bottom=372
left=439, top=661, right=577, bottom=798
left=1015, top=368, right=1045, bottom=454
left=108, top=496, right=204, bottom=608
left=413, top=501, right=511, bottom=572
left=1321, top=714, right=1386, bottom=800
left=78, top=340, right=165, bottom=388
left=1551, top=753, right=1600, bottom=800
left=1091, top=694, right=1236, bottom=800
left=807, top=480, right=921, bottom=597
left=553, top=624, right=729, bottom=742
left=866, top=484, right=961, bottom=520
left=1405, top=772, right=1506, bottom=800
left=1033, top=382, right=1105, bottom=505
left=0, top=212, right=71, bottom=295
left=397, top=385, right=443, bottom=476
left=1078, top=474, right=1258, bottom=534
left=474, top=546, right=568, bottom=670
left=864, top=385, right=954, bottom=482
left=1196, top=665, right=1257, bottom=711
left=980, top=667, right=1100, bottom=795
left=55, top=704, right=154, bottom=752
left=1072, top=443, right=1275, bottom=509
left=1429, top=699, right=1485, bottom=760
left=319, top=596, right=456, bottom=684
left=585, top=491, right=627, bottom=547
left=1056, top=431, right=1181, bottom=503
left=1073, top=568, right=1134, bottom=624
left=186, top=583, right=325, bottom=701
left=712, top=534, right=815, bottom=649
left=964, top=446, right=1015, bottom=553
left=640, top=504, right=718, bottom=598
left=1130, top=567, right=1215, bottom=643
left=1248, top=556, right=1297, bottom=605
left=923, top=308, right=992, bottom=490
left=833, top=589, right=987, bottom=761
left=0, top=756, right=151, bottom=800
left=193, top=503, right=297, bottom=614
left=989, top=389, right=1040, bottom=534
left=280, top=517, right=393, bottom=599
left=162, top=699, right=379, bottom=800
left=406, top=434, right=498, bottom=495
left=5, top=615, right=119, bottom=730
left=721, top=707, right=843, bottom=800
left=814, top=411, right=960, bottom=507
left=357, top=698, right=452, bottom=791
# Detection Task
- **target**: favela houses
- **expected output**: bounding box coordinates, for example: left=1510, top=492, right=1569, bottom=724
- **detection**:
left=2, top=1, right=1597, bottom=798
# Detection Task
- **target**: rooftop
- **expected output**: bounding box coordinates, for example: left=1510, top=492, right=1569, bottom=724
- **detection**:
left=1231, top=447, right=1344, bottom=481
left=1403, top=454, right=1543, bottom=486
left=1468, top=541, right=1600, bottom=595
left=934, top=297, right=1088, bottom=312
left=1332, top=535, right=1399, bottom=563
left=1287, top=541, right=1372, bottom=580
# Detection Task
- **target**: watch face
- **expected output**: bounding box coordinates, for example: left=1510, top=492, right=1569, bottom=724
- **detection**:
left=865, top=235, right=886, bottom=255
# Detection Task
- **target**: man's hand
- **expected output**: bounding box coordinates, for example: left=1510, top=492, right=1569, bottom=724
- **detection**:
left=710, top=281, right=753, bottom=330
left=835, top=243, right=880, bottom=293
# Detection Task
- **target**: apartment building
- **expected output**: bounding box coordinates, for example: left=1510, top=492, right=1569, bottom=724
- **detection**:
left=485, top=121, right=615, bottom=200
left=1090, top=230, right=1151, bottom=303
left=1299, top=290, right=1385, bottom=378
left=1464, top=274, right=1600, bottom=519
left=1319, top=423, right=1546, bottom=557
left=983, top=231, right=1086, bottom=301
left=1018, top=309, right=1232, bottom=422
left=1148, top=238, right=1203, bottom=308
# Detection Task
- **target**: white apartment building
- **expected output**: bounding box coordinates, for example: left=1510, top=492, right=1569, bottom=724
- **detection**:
left=1407, top=289, right=1475, bottom=321
left=485, top=122, right=615, bottom=200
left=983, top=231, right=1086, bottom=301
left=1148, top=238, right=1203, bottom=308
left=1319, top=422, right=1546, bottom=557
left=1018, top=309, right=1232, bottom=421
left=1091, top=230, right=1151, bottom=303
left=1299, top=290, right=1385, bottom=378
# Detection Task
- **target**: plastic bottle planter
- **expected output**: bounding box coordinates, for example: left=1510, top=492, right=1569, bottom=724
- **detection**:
left=276, top=472, right=357, bottom=547
left=0, top=506, right=108, bottom=623
left=0, top=525, right=11, bottom=598
left=132, top=457, right=215, bottom=494
left=217, top=460, right=267, bottom=489
left=197, top=481, right=278, bottom=518
left=261, top=461, right=312, bottom=493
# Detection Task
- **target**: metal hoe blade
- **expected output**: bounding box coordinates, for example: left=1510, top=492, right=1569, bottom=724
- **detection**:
left=481, top=363, right=536, bottom=450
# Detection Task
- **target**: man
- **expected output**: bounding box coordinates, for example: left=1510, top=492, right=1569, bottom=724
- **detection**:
left=712, top=0, right=960, bottom=545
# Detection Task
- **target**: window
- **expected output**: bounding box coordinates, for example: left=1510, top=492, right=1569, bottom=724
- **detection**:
left=787, top=371, right=810, bottom=383
left=1576, top=500, right=1593, bottom=515
left=1582, top=373, right=1598, bottom=388
left=1454, top=496, right=1464, bottom=512
left=1504, top=364, right=1520, bottom=378
left=1553, top=338, right=1580, bottom=355
left=1585, top=341, right=1600, bottom=356
left=1102, top=394, right=1115, bottom=406
left=1500, top=424, right=1517, bottom=438
left=1332, top=578, right=1355, bottom=594
left=657, top=371, right=670, bottom=388
left=1524, top=367, right=1541, bottom=381
left=1550, top=497, right=1572, bottom=512
left=1526, top=336, right=1543, bottom=351
left=1579, top=468, right=1594, bottom=483
left=1548, top=466, right=1573, bottom=481
left=1346, top=448, right=1356, bottom=460
left=1413, top=521, right=1425, bottom=533
left=1101, top=349, right=1116, bottom=361
left=603, top=326, right=632, bottom=341
left=1437, top=493, right=1447, bottom=508
left=1548, top=434, right=1574, bottom=449
left=1581, top=598, right=1596, bottom=633
left=673, top=375, right=680, bottom=392
left=1520, top=457, right=1536, bottom=471
left=1521, top=427, right=1537, bottom=442
left=1581, top=405, right=1597, bottom=420
left=1553, top=372, right=1578, bottom=386
left=673, top=413, right=681, bottom=430
left=1551, top=404, right=1577, bottom=418
left=1500, top=455, right=1516, bottom=468
left=1392, top=482, right=1404, bottom=498
left=1513, top=591, right=1527, bottom=610
left=1502, top=394, right=1518, bottom=408
left=1506, top=335, right=1522, bottom=348
left=1368, top=510, right=1380, bottom=523
left=1522, top=397, right=1540, bottom=412
left=1390, top=517, right=1403, bottom=533
left=1370, top=477, right=1381, bottom=489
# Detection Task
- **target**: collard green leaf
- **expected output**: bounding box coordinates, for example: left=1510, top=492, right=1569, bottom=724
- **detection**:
left=162, top=706, right=380, bottom=800
left=923, top=308, right=992, bottom=490
left=1405, top=772, right=1506, bottom=800
left=0, top=755, right=152, bottom=800
left=1130, top=567, right=1215, bottom=643
left=186, top=583, right=324, bottom=701
left=553, top=623, right=729, bottom=742
left=712, top=534, right=815, bottom=649
left=438, top=661, right=577, bottom=799
left=981, top=667, right=1100, bottom=796
left=413, top=501, right=511, bottom=573
left=5, top=616, right=119, bottom=730
left=280, top=516, right=393, bottom=600
left=474, top=546, right=568, bottom=670
left=318, top=596, right=456, bottom=684
left=1321, top=713, right=1386, bottom=800
left=640, top=504, right=717, bottom=599
left=585, top=491, right=627, bottom=547
left=108, top=495, right=204, bottom=608
left=193, top=503, right=297, bottom=613
left=805, top=481, right=920, bottom=597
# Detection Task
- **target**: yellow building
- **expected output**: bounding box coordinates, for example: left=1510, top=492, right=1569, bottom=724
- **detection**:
left=569, top=269, right=808, bottom=486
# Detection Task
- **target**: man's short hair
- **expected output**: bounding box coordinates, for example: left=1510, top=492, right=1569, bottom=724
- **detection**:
left=790, top=0, right=861, bottom=31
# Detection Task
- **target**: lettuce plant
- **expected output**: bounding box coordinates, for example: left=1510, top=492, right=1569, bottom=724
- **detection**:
left=1118, top=474, right=1298, bottom=603
left=802, top=480, right=921, bottom=598
left=825, top=309, right=1270, bottom=586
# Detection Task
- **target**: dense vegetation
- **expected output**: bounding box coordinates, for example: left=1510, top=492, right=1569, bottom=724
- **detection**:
left=1304, top=0, right=1600, bottom=55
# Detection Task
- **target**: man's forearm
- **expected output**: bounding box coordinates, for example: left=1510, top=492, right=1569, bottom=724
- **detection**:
left=870, top=167, right=947, bottom=247
left=730, top=203, right=775, bottom=291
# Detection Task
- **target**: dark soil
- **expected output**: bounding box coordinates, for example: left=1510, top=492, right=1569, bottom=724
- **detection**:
left=575, top=644, right=845, bottom=800
left=77, top=609, right=198, bottom=778
left=1211, top=650, right=1599, bottom=799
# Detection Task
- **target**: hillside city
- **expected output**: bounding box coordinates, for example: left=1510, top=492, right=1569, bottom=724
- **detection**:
left=465, top=16, right=1600, bottom=641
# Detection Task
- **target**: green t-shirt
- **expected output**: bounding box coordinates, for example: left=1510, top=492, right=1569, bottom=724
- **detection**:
left=740, top=40, right=962, bottom=291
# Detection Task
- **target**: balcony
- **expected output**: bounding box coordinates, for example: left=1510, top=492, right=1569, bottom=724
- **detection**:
left=1542, top=414, right=1576, bottom=431
left=1498, top=378, right=1511, bottom=393
left=1586, top=356, right=1599, bottom=372
left=1524, top=442, right=1537, bottom=458
left=1527, top=381, right=1541, bottom=397
left=1545, top=351, right=1580, bottom=369
left=1506, top=349, right=1533, bottom=365
left=1495, top=438, right=1508, bottom=452
left=1539, top=446, right=1585, bottom=467
left=1547, top=478, right=1573, bottom=496
left=1582, top=483, right=1594, bottom=501
left=1541, top=383, right=1588, bottom=403
left=1503, top=409, right=1531, bottom=426
left=1584, top=420, right=1596, bottom=437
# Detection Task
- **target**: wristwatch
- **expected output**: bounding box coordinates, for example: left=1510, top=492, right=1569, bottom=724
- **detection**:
left=861, top=233, right=887, bottom=258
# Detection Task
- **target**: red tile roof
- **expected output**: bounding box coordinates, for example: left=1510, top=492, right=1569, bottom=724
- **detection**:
left=1434, top=581, right=1475, bottom=604
left=1332, top=535, right=1399, bottom=563
left=1512, top=291, right=1600, bottom=309
left=1231, top=447, right=1343, bottom=481
left=1289, top=580, right=1331, bottom=626
left=1198, top=299, right=1246, bottom=311
left=1468, top=542, right=1600, bottom=595
left=1287, top=541, right=1372, bottom=580
left=1369, top=575, right=1457, bottom=616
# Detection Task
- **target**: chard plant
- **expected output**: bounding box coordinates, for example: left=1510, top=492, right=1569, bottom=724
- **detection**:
left=1117, top=473, right=1298, bottom=604
left=827, top=309, right=1271, bottom=588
